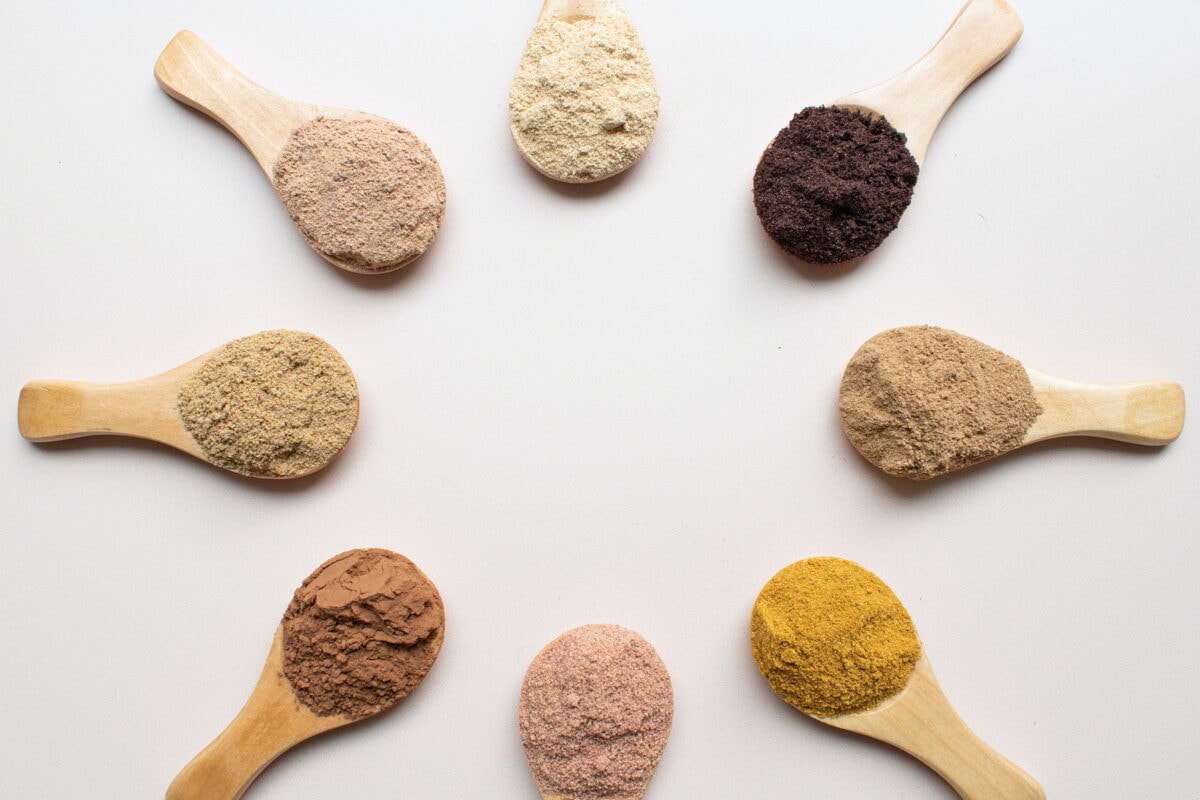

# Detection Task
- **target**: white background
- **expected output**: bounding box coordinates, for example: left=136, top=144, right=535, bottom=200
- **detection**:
left=2, top=1, right=1197, bottom=798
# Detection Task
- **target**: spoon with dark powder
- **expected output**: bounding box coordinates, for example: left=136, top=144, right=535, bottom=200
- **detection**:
left=17, top=329, right=359, bottom=479
left=838, top=325, right=1185, bottom=479
left=519, top=624, right=673, bottom=800
left=155, top=31, right=445, bottom=273
left=166, top=548, right=445, bottom=800
left=753, top=0, right=1023, bottom=264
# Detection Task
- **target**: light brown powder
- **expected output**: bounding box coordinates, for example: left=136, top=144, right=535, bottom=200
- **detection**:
left=272, top=116, right=446, bottom=270
left=838, top=325, right=1043, bottom=479
left=281, top=548, right=445, bottom=720
left=509, top=15, right=659, bottom=183
left=520, top=624, right=673, bottom=800
left=177, top=329, right=358, bottom=479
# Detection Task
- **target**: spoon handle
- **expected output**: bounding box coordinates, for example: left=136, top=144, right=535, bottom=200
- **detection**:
left=17, top=378, right=199, bottom=454
left=837, top=0, right=1023, bottom=164
left=1024, top=368, right=1185, bottom=445
left=154, top=30, right=305, bottom=172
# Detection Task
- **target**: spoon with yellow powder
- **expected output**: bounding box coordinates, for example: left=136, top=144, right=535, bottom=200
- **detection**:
left=509, top=0, right=659, bottom=183
left=154, top=31, right=445, bottom=273
left=839, top=325, right=1185, bottom=479
left=751, top=557, right=1044, bottom=799
left=167, top=548, right=445, bottom=800
left=17, top=329, right=359, bottom=479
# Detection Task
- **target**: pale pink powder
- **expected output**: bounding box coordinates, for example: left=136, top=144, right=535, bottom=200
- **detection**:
left=519, top=624, right=673, bottom=800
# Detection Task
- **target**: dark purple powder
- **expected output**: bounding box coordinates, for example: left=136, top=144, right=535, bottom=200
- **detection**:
left=753, top=106, right=919, bottom=264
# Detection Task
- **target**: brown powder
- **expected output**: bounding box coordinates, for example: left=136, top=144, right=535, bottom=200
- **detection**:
left=838, top=325, right=1043, bottom=479
left=281, top=548, right=445, bottom=720
left=750, top=557, right=921, bottom=717
left=177, top=329, right=358, bottom=479
left=519, top=624, right=673, bottom=800
left=272, top=117, right=446, bottom=270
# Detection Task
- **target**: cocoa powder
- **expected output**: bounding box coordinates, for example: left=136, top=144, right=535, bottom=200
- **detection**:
left=753, top=106, right=918, bottom=263
left=281, top=548, right=445, bottom=719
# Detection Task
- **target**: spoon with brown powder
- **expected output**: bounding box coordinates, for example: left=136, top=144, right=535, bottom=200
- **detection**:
left=154, top=31, right=445, bottom=273
left=17, top=329, right=359, bottom=479
left=167, top=548, right=445, bottom=800
left=753, top=0, right=1023, bottom=263
left=838, top=326, right=1185, bottom=479
left=751, top=557, right=1044, bottom=799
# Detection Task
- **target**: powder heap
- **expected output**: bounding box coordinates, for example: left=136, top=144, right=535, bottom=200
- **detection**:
left=838, top=325, right=1044, bottom=479
left=272, top=117, right=446, bottom=271
left=519, top=624, right=673, bottom=800
left=177, top=329, right=358, bottom=479
left=281, top=548, right=445, bottom=720
left=750, top=557, right=921, bottom=718
left=509, top=15, right=659, bottom=183
left=753, top=106, right=919, bottom=263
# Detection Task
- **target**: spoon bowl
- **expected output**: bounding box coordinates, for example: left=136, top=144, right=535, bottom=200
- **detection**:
left=155, top=31, right=445, bottom=273
left=17, top=330, right=359, bottom=479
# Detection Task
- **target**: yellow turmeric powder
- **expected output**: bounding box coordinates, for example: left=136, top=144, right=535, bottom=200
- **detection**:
left=750, top=557, right=921, bottom=717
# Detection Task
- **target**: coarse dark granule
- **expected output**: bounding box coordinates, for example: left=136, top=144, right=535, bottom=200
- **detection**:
left=753, top=106, right=919, bottom=263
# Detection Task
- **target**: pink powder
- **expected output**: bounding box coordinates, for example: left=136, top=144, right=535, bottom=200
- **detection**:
left=519, top=624, right=673, bottom=800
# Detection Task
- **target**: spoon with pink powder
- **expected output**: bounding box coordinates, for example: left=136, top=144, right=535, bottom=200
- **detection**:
left=154, top=30, right=445, bottom=273
left=167, top=548, right=445, bottom=800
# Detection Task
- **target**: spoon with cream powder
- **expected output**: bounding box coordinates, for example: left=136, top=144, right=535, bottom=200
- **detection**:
left=155, top=31, right=445, bottom=273
left=752, top=557, right=1044, bottom=800
left=838, top=325, right=1185, bottom=479
left=167, top=548, right=445, bottom=800
left=509, top=0, right=659, bottom=183
left=754, top=0, right=1023, bottom=264
left=17, top=329, right=358, bottom=479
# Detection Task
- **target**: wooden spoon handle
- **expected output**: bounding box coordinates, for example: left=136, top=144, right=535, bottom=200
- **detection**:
left=837, top=0, right=1023, bottom=163
left=153, top=30, right=304, bottom=172
left=538, top=0, right=627, bottom=22
left=1025, top=369, right=1185, bottom=445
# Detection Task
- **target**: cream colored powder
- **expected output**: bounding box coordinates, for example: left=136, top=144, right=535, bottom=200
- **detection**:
left=509, top=14, right=658, bottom=183
left=272, top=117, right=445, bottom=271
left=178, top=330, right=359, bottom=478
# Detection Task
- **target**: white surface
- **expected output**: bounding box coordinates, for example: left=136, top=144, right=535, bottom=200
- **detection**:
left=1, top=1, right=1197, bottom=798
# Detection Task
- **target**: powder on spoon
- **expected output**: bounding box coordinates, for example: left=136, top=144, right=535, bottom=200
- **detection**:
left=509, top=15, right=659, bottom=183
left=177, top=329, right=358, bottom=479
left=838, top=325, right=1044, bottom=479
left=750, top=557, right=921, bottom=718
left=520, top=624, right=673, bottom=800
left=753, top=106, right=919, bottom=263
left=272, top=116, right=446, bottom=270
left=281, top=548, right=445, bottom=720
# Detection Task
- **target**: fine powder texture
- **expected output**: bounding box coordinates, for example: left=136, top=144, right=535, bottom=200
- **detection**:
left=177, top=329, right=358, bottom=479
left=753, top=106, right=919, bottom=263
left=281, top=548, right=445, bottom=720
left=520, top=624, right=673, bottom=800
left=272, top=117, right=446, bottom=270
left=839, top=325, right=1044, bottom=479
left=509, top=15, right=658, bottom=183
left=750, top=557, right=922, bottom=718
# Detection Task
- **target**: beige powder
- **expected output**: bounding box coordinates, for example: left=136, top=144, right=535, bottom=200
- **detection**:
left=177, top=330, right=358, bottom=478
left=838, top=326, right=1043, bottom=479
left=272, top=117, right=445, bottom=271
left=509, top=14, right=658, bottom=183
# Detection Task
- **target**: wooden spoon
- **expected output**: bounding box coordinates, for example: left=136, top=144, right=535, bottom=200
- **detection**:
left=822, top=654, right=1044, bottom=800
left=832, top=0, right=1024, bottom=165
left=154, top=30, right=443, bottom=273
left=17, top=332, right=358, bottom=479
left=1023, top=369, right=1185, bottom=446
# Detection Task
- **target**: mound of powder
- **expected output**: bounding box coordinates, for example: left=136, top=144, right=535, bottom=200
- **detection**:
left=838, top=325, right=1044, bottom=479
left=753, top=106, right=919, bottom=263
left=281, top=548, right=445, bottom=720
left=519, top=624, right=673, bottom=800
left=272, top=117, right=446, bottom=271
left=509, top=15, right=659, bottom=183
left=177, top=329, right=358, bottom=479
left=750, top=557, right=922, bottom=717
